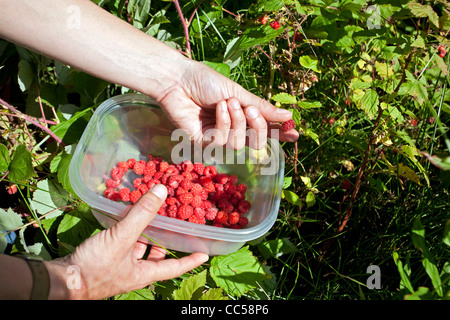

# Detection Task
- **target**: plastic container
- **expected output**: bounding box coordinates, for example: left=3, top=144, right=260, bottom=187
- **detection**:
left=69, top=93, right=284, bottom=255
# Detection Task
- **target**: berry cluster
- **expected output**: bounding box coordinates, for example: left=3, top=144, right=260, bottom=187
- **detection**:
left=103, top=154, right=251, bottom=229
left=438, top=45, right=447, bottom=58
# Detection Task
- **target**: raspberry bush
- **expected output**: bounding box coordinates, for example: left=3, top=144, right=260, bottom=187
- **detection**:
left=0, top=0, right=449, bottom=301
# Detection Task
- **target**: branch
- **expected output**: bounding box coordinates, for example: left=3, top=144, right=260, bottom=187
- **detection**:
left=0, top=98, right=65, bottom=146
left=173, top=0, right=192, bottom=59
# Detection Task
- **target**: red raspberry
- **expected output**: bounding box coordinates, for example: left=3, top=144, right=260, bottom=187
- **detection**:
left=228, top=212, right=240, bottom=225
left=133, top=161, right=145, bottom=175
left=178, top=192, right=193, bottom=205
left=258, top=15, right=269, bottom=25
left=224, top=182, right=237, bottom=194
left=203, top=183, right=215, bottom=193
left=199, top=176, right=213, bottom=186
left=138, top=183, right=149, bottom=194
left=191, top=195, right=203, bottom=208
left=201, top=200, right=212, bottom=210
left=237, top=200, right=251, bottom=213
left=212, top=222, right=224, bottom=228
left=153, top=171, right=164, bottom=180
left=133, top=178, right=143, bottom=188
left=180, top=179, right=192, bottom=191
left=182, top=160, right=194, bottom=172
left=232, top=191, right=244, bottom=201
left=105, top=178, right=119, bottom=189
left=177, top=205, right=194, bottom=220
left=215, top=211, right=228, bottom=225
left=409, top=119, right=418, bottom=126
left=176, top=187, right=187, bottom=197
left=167, top=204, right=178, bottom=218
left=204, top=165, right=217, bottom=177
left=228, top=175, right=238, bottom=184
left=215, top=173, right=229, bottom=184
left=205, top=207, right=218, bottom=220
left=119, top=188, right=130, bottom=202
left=270, top=20, right=281, bottom=30
left=157, top=206, right=167, bottom=216
left=236, top=184, right=247, bottom=194
left=127, top=158, right=136, bottom=169
left=117, top=161, right=129, bottom=170
left=143, top=162, right=156, bottom=177
left=281, top=119, right=295, bottom=132
left=147, top=178, right=160, bottom=189
left=188, top=214, right=206, bottom=224
left=438, top=45, right=447, bottom=58
left=193, top=163, right=205, bottom=175
left=329, top=118, right=335, bottom=126
left=199, top=188, right=208, bottom=200
left=190, top=183, right=203, bottom=195
left=194, top=207, right=206, bottom=217
left=238, top=216, right=249, bottom=228
left=341, top=179, right=352, bottom=190
left=130, top=190, right=142, bottom=204
left=104, top=188, right=118, bottom=200
left=6, top=184, right=18, bottom=195
left=166, top=196, right=180, bottom=206
left=168, top=175, right=184, bottom=189
left=111, top=167, right=124, bottom=180
left=159, top=161, right=169, bottom=172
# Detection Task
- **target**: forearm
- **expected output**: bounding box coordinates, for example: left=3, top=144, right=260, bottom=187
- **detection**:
left=0, top=0, right=188, bottom=100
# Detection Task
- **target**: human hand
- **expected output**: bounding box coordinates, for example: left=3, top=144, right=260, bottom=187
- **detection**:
left=48, top=184, right=208, bottom=300
left=157, top=59, right=299, bottom=150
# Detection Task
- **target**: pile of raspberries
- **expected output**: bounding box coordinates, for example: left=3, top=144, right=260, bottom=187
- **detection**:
left=103, top=154, right=250, bottom=229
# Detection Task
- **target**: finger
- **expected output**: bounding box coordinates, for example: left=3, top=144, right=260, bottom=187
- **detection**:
left=147, top=245, right=168, bottom=261
left=232, top=86, right=293, bottom=123
left=145, top=253, right=209, bottom=282
left=133, top=241, right=149, bottom=260
left=226, top=98, right=247, bottom=150
left=268, top=122, right=300, bottom=142
left=208, top=100, right=230, bottom=147
left=244, top=105, right=268, bottom=150
left=112, top=184, right=167, bottom=245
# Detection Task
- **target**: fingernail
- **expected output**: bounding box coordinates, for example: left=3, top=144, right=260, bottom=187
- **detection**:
left=246, top=106, right=259, bottom=119
left=218, top=100, right=227, bottom=112
left=150, top=184, right=167, bottom=200
left=229, top=99, right=241, bottom=110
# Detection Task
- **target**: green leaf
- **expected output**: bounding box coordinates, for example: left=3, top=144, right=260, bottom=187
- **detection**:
left=114, top=288, right=155, bottom=300
left=51, top=108, right=92, bottom=145
left=0, top=208, right=23, bottom=253
left=172, top=270, right=207, bottom=300
left=283, top=176, right=292, bottom=189
left=0, top=143, right=10, bottom=172
left=282, top=190, right=302, bottom=207
left=297, top=100, right=322, bottom=109
left=306, top=191, right=316, bottom=207
left=8, top=144, right=35, bottom=182
left=57, top=207, right=102, bottom=256
left=257, top=238, right=298, bottom=259
left=271, top=92, right=297, bottom=105
left=202, top=61, right=230, bottom=78
left=210, top=246, right=270, bottom=297
left=30, top=178, right=69, bottom=219
left=299, top=55, right=321, bottom=73
left=443, top=219, right=450, bottom=247
left=199, top=287, right=229, bottom=300
left=17, top=59, right=34, bottom=92
left=360, top=89, right=379, bottom=119
left=393, top=249, right=414, bottom=294
left=407, top=3, right=439, bottom=28
left=411, top=218, right=443, bottom=297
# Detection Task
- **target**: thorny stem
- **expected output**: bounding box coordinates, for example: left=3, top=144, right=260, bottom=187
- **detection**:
left=173, top=0, right=192, bottom=59
left=0, top=97, right=65, bottom=146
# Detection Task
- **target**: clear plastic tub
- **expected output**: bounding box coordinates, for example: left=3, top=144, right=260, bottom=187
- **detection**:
left=69, top=93, right=284, bottom=255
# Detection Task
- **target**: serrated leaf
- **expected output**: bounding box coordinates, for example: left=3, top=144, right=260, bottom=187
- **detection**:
left=271, top=92, right=297, bottom=104
left=0, top=208, right=23, bottom=232
left=407, top=3, right=439, bottom=28
left=360, top=89, right=379, bottom=119
left=50, top=107, right=92, bottom=145
left=30, top=178, right=69, bottom=219
left=374, top=61, right=394, bottom=78
left=56, top=151, right=75, bottom=195
left=0, top=143, right=10, bottom=172
left=199, top=287, right=229, bottom=300
left=172, top=270, right=207, bottom=300
left=210, top=246, right=269, bottom=297
left=202, top=61, right=230, bottom=78
left=114, top=288, right=155, bottom=300
left=8, top=144, right=35, bottom=182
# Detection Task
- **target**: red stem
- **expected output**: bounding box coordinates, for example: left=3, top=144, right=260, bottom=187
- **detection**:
left=173, top=0, right=192, bottom=59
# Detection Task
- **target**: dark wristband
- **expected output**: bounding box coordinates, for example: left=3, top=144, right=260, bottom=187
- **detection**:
left=24, top=259, right=50, bottom=300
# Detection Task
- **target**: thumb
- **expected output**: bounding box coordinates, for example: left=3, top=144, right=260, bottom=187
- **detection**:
left=113, top=184, right=167, bottom=245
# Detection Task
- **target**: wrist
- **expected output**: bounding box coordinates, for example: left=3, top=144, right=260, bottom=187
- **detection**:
left=43, top=258, right=88, bottom=300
